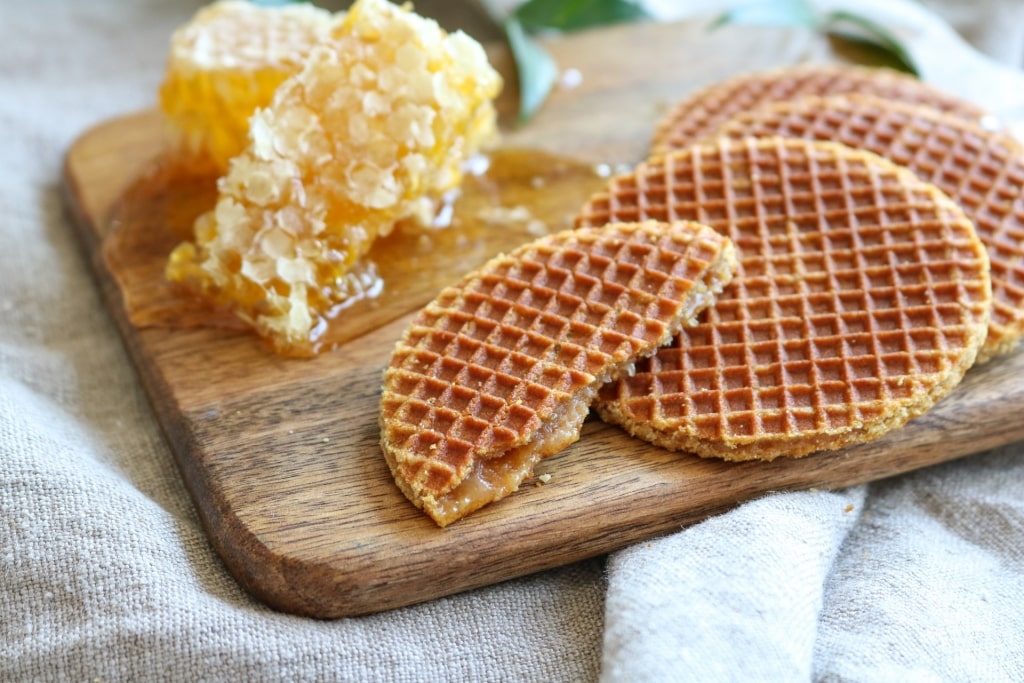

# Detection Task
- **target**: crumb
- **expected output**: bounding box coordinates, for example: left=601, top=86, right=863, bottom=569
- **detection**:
left=525, top=219, right=548, bottom=237
left=477, top=204, right=533, bottom=225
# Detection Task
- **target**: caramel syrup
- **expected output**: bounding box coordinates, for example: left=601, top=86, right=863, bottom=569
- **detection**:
left=103, top=148, right=614, bottom=355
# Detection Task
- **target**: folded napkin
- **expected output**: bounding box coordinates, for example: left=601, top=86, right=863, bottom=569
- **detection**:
left=604, top=451, right=1024, bottom=680
left=1, top=1, right=1021, bottom=681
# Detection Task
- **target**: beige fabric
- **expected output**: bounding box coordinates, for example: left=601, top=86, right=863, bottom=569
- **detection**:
left=917, top=0, right=1024, bottom=66
left=603, top=452, right=1024, bottom=680
left=1, top=1, right=1022, bottom=681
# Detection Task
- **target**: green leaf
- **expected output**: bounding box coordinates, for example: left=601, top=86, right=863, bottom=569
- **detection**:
left=824, top=11, right=919, bottom=75
left=514, top=0, right=649, bottom=33
left=502, top=0, right=650, bottom=123
left=709, top=0, right=818, bottom=31
left=505, top=16, right=560, bottom=123
left=710, top=1, right=919, bottom=77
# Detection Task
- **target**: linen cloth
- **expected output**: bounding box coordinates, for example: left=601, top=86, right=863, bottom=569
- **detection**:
left=1, top=1, right=1022, bottom=681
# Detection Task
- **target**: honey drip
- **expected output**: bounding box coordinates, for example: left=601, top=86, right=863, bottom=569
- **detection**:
left=103, top=148, right=612, bottom=355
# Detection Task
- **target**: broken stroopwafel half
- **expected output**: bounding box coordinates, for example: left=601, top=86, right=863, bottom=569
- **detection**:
left=380, top=220, right=737, bottom=525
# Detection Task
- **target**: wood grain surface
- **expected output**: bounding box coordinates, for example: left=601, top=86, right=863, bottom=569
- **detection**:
left=62, top=19, right=1024, bottom=618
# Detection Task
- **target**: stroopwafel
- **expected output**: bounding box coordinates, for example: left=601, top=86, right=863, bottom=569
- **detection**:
left=710, top=94, right=1024, bottom=361
left=577, top=137, right=992, bottom=461
left=380, top=220, right=737, bottom=525
left=650, top=64, right=991, bottom=155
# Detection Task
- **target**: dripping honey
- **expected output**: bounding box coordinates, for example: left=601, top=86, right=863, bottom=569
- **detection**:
left=104, top=148, right=612, bottom=356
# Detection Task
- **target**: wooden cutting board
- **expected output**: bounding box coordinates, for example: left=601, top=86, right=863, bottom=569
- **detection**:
left=62, top=19, right=1024, bottom=618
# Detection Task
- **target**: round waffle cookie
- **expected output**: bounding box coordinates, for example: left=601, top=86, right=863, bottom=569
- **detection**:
left=576, top=138, right=992, bottom=461
left=650, top=64, right=991, bottom=155
left=380, top=221, right=737, bottom=525
left=710, top=94, right=1024, bottom=361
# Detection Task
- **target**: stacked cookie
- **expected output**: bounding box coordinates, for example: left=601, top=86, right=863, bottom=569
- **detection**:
left=649, top=64, right=991, bottom=154
left=382, top=64, right=1022, bottom=525
left=580, top=64, right=1024, bottom=464
left=579, top=137, right=991, bottom=460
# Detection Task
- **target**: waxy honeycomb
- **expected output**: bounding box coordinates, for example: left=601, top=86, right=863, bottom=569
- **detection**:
left=166, top=0, right=503, bottom=355
left=159, top=0, right=335, bottom=172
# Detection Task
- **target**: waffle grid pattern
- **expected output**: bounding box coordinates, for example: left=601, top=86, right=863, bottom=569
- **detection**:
left=578, top=138, right=991, bottom=458
left=381, top=222, right=731, bottom=495
left=713, top=94, right=1024, bottom=359
left=650, top=64, right=989, bottom=155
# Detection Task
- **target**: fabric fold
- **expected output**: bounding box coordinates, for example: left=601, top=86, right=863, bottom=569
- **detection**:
left=814, top=447, right=1024, bottom=681
left=601, top=488, right=866, bottom=682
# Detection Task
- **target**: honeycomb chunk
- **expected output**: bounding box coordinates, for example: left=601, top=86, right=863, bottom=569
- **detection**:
left=158, top=0, right=335, bottom=172
left=166, top=0, right=503, bottom=356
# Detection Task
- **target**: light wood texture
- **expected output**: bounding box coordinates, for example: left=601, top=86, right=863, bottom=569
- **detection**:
left=62, top=19, right=1024, bottom=618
